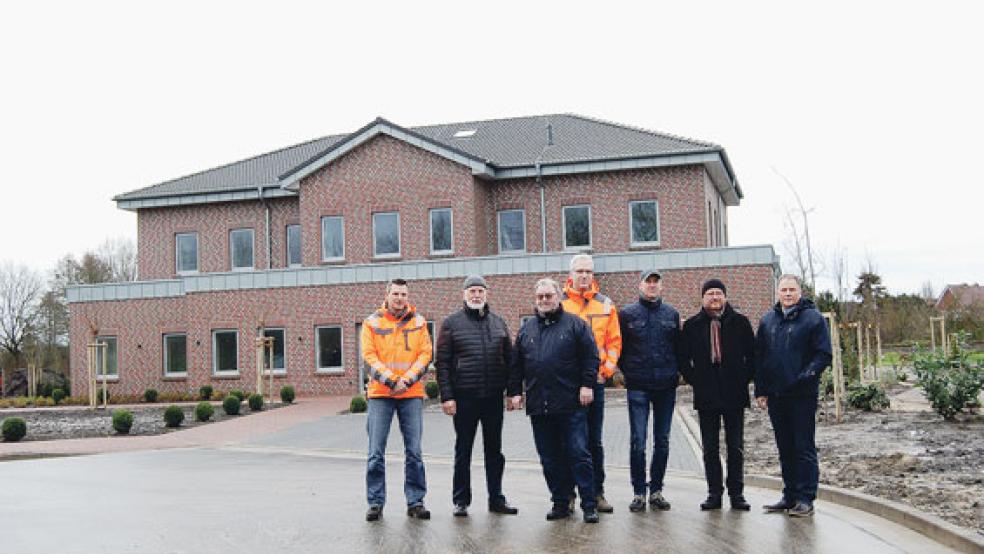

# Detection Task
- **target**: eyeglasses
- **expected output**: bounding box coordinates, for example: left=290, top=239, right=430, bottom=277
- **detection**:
left=535, top=293, right=556, bottom=300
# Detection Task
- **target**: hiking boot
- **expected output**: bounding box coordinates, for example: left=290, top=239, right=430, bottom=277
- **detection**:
left=648, top=491, right=671, bottom=511
left=730, top=495, right=751, bottom=511
left=700, top=495, right=722, bottom=510
left=788, top=502, right=815, bottom=517
left=546, top=503, right=571, bottom=520
left=596, top=494, right=614, bottom=513
left=365, top=505, right=383, bottom=521
left=763, top=497, right=796, bottom=513
left=583, top=508, right=600, bottom=523
left=406, top=505, right=431, bottom=519
left=568, top=494, right=577, bottom=513
left=628, top=495, right=647, bottom=512
left=489, top=500, right=518, bottom=515
left=453, top=504, right=468, bottom=517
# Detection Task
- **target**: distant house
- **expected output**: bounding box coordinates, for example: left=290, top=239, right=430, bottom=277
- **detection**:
left=935, top=283, right=984, bottom=311
left=67, top=114, right=780, bottom=398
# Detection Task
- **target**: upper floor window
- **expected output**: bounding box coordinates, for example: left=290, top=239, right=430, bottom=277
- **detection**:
left=229, top=228, right=254, bottom=270
left=563, top=204, right=591, bottom=250
left=321, top=216, right=344, bottom=262
left=175, top=233, right=198, bottom=274
left=286, top=225, right=301, bottom=267
left=629, top=200, right=660, bottom=247
left=95, top=336, right=118, bottom=379
left=429, top=208, right=453, bottom=254
left=497, top=209, right=526, bottom=253
left=163, top=333, right=187, bottom=376
left=373, top=212, right=400, bottom=258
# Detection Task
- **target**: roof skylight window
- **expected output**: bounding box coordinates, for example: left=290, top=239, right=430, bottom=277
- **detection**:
left=453, top=129, right=477, bottom=138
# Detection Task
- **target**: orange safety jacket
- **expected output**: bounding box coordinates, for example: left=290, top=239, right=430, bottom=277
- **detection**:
left=361, top=303, right=433, bottom=399
left=562, top=278, right=622, bottom=380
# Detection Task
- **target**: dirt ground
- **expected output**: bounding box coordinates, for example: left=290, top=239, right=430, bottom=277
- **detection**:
left=691, top=384, right=984, bottom=536
left=0, top=402, right=283, bottom=441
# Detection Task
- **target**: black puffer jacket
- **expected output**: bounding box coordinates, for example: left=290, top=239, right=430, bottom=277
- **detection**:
left=680, top=303, right=756, bottom=411
left=435, top=303, right=513, bottom=402
left=507, top=305, right=599, bottom=416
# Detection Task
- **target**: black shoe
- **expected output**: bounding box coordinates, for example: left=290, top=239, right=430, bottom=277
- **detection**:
left=489, top=501, right=518, bottom=515
left=628, top=495, right=647, bottom=512
left=700, top=495, right=722, bottom=510
left=788, top=502, right=815, bottom=517
left=453, top=504, right=468, bottom=517
left=407, top=505, right=431, bottom=519
left=730, top=495, right=751, bottom=511
left=366, top=505, right=383, bottom=521
left=583, top=508, right=600, bottom=523
left=546, top=503, right=571, bottom=520
left=648, top=491, right=671, bottom=511
left=764, top=498, right=796, bottom=513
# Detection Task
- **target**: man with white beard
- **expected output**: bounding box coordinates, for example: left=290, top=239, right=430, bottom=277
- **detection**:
left=435, top=275, right=518, bottom=517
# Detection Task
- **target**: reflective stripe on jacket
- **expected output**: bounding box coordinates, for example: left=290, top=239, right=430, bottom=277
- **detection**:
left=561, top=279, right=622, bottom=380
left=361, top=303, right=432, bottom=399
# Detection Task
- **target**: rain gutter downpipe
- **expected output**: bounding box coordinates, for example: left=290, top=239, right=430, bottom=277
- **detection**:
left=257, top=186, right=271, bottom=269
left=535, top=122, right=553, bottom=253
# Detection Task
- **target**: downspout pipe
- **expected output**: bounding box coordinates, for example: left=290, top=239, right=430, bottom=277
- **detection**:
left=534, top=121, right=553, bottom=253
left=257, top=186, right=271, bottom=269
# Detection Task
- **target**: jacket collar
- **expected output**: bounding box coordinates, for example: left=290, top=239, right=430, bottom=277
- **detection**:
left=772, top=297, right=815, bottom=320
left=700, top=302, right=733, bottom=321
left=463, top=301, right=489, bottom=320
left=379, top=302, right=416, bottom=323
left=563, top=278, right=599, bottom=302
left=536, top=303, right=565, bottom=324
left=638, top=295, right=663, bottom=310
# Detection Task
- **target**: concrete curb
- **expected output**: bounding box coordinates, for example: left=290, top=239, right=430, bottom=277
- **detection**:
left=675, top=406, right=984, bottom=554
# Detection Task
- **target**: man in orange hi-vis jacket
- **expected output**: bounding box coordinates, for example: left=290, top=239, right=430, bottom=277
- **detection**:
left=561, top=254, right=622, bottom=514
left=362, top=278, right=433, bottom=523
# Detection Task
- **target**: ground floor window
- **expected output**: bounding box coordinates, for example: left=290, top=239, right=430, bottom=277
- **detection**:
left=316, top=326, right=342, bottom=373
left=163, top=333, right=187, bottom=376
left=213, top=330, right=239, bottom=374
left=95, top=336, right=118, bottom=379
left=263, top=328, right=286, bottom=373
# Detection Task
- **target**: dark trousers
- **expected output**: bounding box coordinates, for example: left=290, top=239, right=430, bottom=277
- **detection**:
left=566, top=382, right=606, bottom=498
left=697, top=409, right=745, bottom=498
left=531, top=409, right=597, bottom=510
left=452, top=395, right=506, bottom=507
left=768, top=395, right=819, bottom=504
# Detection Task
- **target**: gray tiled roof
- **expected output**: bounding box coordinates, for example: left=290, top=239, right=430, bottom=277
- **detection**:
left=114, top=114, right=725, bottom=202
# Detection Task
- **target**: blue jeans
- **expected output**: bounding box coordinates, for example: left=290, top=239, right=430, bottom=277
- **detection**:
left=366, top=397, right=426, bottom=508
left=530, top=409, right=597, bottom=510
left=628, top=387, right=676, bottom=495
left=768, top=395, right=819, bottom=504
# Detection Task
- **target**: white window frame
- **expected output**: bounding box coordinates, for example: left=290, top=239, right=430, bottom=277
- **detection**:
left=428, top=208, right=454, bottom=255
left=372, top=212, right=401, bottom=258
left=562, top=204, right=592, bottom=250
left=175, top=232, right=199, bottom=275
left=95, top=335, right=119, bottom=381
left=315, top=325, right=344, bottom=374
left=497, top=209, right=526, bottom=253
left=286, top=224, right=302, bottom=268
left=321, top=216, right=345, bottom=262
left=212, top=329, right=240, bottom=376
left=629, top=200, right=661, bottom=247
left=262, top=328, right=287, bottom=375
left=163, top=333, right=188, bottom=377
left=229, top=228, right=255, bottom=271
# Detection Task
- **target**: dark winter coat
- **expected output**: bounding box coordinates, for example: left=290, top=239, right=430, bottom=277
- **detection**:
left=754, top=297, right=833, bottom=398
left=435, top=303, right=513, bottom=402
left=507, top=305, right=600, bottom=416
left=680, top=303, right=756, bottom=411
left=618, top=296, right=683, bottom=391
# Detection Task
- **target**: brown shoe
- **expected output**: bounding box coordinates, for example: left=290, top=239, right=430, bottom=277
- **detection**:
left=596, top=494, right=614, bottom=513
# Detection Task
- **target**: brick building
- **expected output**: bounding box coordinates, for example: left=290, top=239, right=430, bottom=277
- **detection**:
left=67, top=114, right=779, bottom=397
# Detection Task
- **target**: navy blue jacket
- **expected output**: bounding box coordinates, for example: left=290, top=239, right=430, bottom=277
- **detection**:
left=618, top=297, right=683, bottom=391
left=507, top=305, right=600, bottom=416
left=680, top=303, right=756, bottom=411
left=754, top=298, right=832, bottom=398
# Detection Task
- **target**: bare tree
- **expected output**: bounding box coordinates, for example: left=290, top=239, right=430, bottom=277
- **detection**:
left=919, top=281, right=936, bottom=303
left=829, top=242, right=850, bottom=303
left=97, top=237, right=137, bottom=282
left=774, top=167, right=822, bottom=291
left=0, top=262, right=43, bottom=364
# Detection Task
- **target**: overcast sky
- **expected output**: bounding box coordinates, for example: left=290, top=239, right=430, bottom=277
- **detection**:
left=2, top=1, right=980, bottom=297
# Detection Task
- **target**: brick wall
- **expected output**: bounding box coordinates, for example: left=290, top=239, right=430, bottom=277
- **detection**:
left=69, top=265, right=775, bottom=398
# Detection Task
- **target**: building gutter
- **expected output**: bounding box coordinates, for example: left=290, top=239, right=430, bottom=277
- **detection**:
left=257, top=186, right=272, bottom=269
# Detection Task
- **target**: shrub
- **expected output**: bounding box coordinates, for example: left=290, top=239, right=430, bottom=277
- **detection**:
left=847, top=383, right=890, bottom=411
left=38, top=383, right=53, bottom=397
left=212, top=390, right=227, bottom=401
left=2, top=418, right=28, bottom=441
left=199, top=385, right=213, bottom=400
left=222, top=396, right=241, bottom=415
left=95, top=388, right=111, bottom=404
left=280, top=386, right=296, bottom=404
left=424, top=380, right=439, bottom=399
left=350, top=395, right=367, bottom=413
left=52, top=388, right=66, bottom=404
left=143, top=389, right=159, bottom=403
left=195, top=401, right=214, bottom=422
left=248, top=393, right=264, bottom=411
left=112, top=410, right=134, bottom=434
left=163, top=405, right=185, bottom=428
left=913, top=335, right=984, bottom=420
left=229, top=389, right=246, bottom=402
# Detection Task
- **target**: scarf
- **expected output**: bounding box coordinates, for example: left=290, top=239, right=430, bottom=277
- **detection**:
left=706, top=309, right=722, bottom=365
